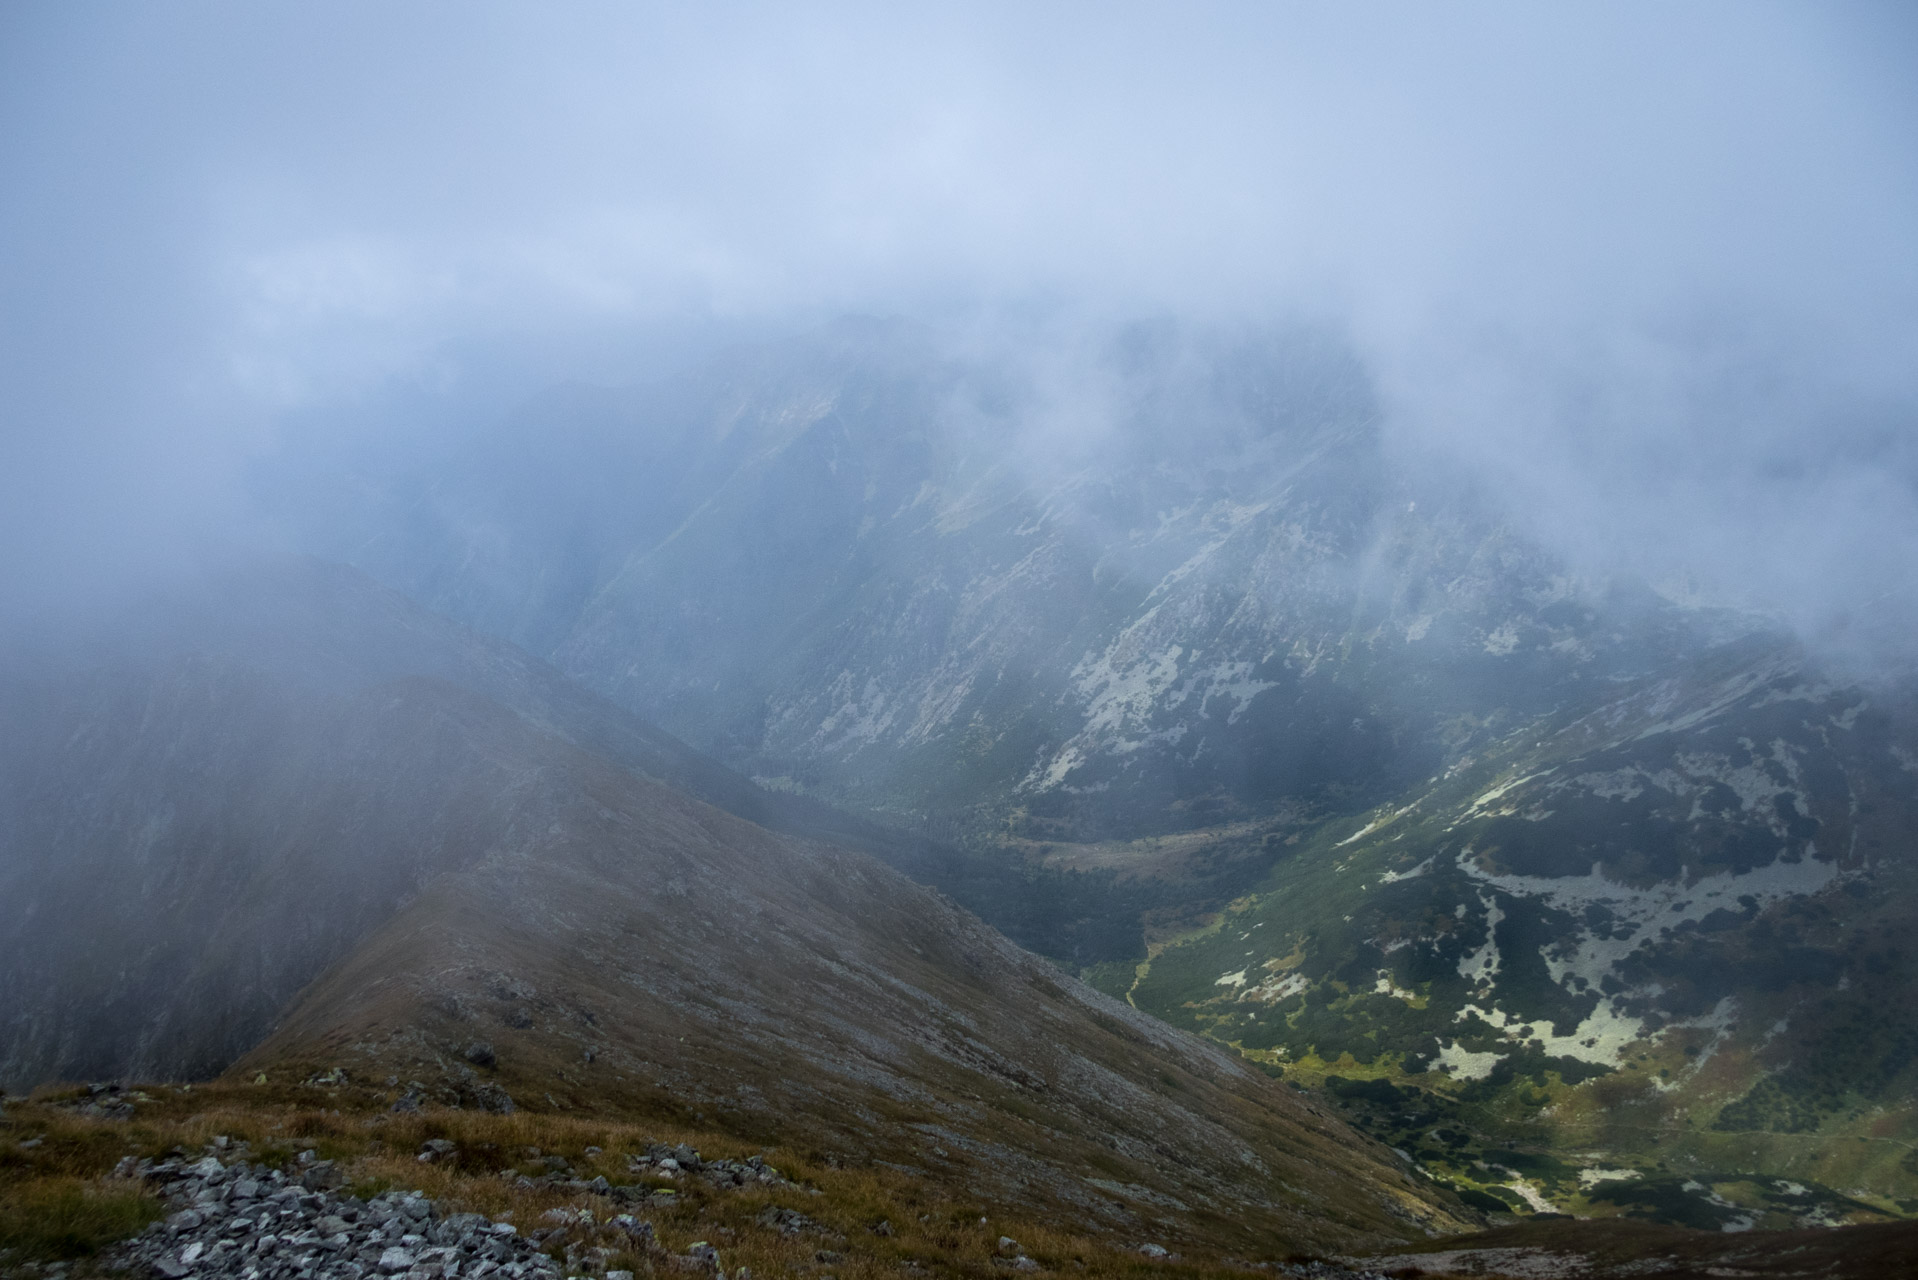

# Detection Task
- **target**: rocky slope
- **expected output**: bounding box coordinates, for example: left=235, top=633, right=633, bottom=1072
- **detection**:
left=0, top=564, right=1471, bottom=1256
left=224, top=688, right=1461, bottom=1254
left=114, top=1154, right=568, bottom=1280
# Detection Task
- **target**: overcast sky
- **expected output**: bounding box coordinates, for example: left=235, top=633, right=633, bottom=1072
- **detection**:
left=4, top=2, right=1916, bottom=661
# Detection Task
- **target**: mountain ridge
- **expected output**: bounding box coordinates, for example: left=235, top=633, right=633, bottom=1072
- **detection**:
left=0, top=560, right=1472, bottom=1256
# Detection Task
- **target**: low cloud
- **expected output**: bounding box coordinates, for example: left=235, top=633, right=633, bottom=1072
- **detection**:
left=2, top=2, right=1914, bottom=659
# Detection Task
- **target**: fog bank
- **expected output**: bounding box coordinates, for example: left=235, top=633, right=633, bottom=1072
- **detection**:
left=3, top=2, right=1915, bottom=661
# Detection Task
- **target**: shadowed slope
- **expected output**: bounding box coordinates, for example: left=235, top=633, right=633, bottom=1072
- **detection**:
left=99, top=556, right=905, bottom=852
left=235, top=678, right=1471, bottom=1255
left=0, top=559, right=921, bottom=1086
left=0, top=666, right=576, bottom=1085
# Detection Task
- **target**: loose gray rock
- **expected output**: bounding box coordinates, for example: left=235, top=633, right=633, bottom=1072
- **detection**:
left=755, top=1205, right=833, bottom=1238
left=474, top=1081, right=516, bottom=1113
left=301, top=1159, right=344, bottom=1191
left=105, top=1153, right=563, bottom=1280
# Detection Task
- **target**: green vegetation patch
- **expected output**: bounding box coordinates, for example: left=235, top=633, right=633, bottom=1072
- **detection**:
left=1079, top=959, right=1139, bottom=1002
left=0, top=1177, right=164, bottom=1260
left=1587, top=1175, right=1743, bottom=1231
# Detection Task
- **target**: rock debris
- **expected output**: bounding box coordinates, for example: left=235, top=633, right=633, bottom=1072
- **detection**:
left=101, top=1151, right=560, bottom=1280
left=96, top=1139, right=776, bottom=1280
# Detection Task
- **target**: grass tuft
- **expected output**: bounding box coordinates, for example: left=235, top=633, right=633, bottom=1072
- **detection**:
left=0, top=1176, right=164, bottom=1260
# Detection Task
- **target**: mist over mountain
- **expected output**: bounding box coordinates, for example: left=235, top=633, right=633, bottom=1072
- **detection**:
left=237, top=318, right=1918, bottom=1228
left=3, top=3, right=1917, bottom=663
left=5, top=2, right=1918, bottom=1267
left=273, top=319, right=1715, bottom=821
left=1, top=563, right=1469, bottom=1255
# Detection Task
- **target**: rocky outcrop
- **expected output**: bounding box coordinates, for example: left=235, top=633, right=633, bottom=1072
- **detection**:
left=105, top=1143, right=782, bottom=1280
left=110, top=1153, right=563, bottom=1280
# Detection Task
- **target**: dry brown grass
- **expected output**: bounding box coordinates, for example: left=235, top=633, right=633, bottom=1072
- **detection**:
left=0, top=1176, right=163, bottom=1264
left=0, top=1092, right=169, bottom=1266
left=0, top=1083, right=1323, bottom=1279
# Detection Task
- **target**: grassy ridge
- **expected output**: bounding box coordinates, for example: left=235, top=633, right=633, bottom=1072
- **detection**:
left=0, top=1081, right=1393, bottom=1278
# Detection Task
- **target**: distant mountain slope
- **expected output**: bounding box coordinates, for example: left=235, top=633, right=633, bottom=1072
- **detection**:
left=1124, top=634, right=1918, bottom=1226
left=290, top=321, right=1741, bottom=957
left=92, top=557, right=890, bottom=850
left=296, top=320, right=1725, bottom=842
left=4, top=556, right=1164, bottom=965
left=0, top=558, right=931, bottom=1085
left=0, top=562, right=1472, bottom=1254
left=0, top=661, right=552, bottom=1085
